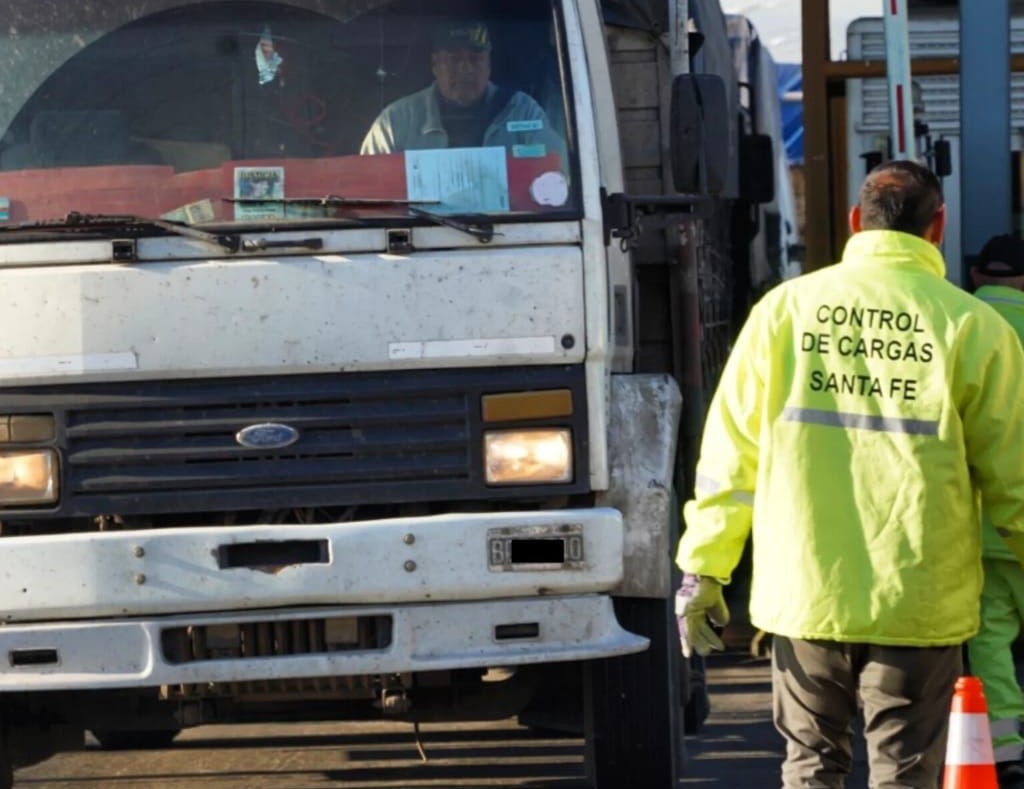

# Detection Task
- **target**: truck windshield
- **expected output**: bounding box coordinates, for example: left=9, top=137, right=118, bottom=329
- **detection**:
left=0, top=0, right=576, bottom=228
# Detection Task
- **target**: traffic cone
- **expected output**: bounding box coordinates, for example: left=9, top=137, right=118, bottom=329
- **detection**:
left=943, top=676, right=998, bottom=788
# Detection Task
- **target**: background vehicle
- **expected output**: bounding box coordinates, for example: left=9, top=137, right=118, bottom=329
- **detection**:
left=0, top=1, right=787, bottom=785
left=844, top=8, right=1024, bottom=285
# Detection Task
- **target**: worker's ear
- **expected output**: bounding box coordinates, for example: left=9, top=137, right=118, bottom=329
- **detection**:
left=925, top=204, right=947, bottom=245
left=848, top=205, right=862, bottom=234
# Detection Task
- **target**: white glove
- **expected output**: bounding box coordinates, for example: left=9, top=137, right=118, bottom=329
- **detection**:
left=675, top=573, right=729, bottom=658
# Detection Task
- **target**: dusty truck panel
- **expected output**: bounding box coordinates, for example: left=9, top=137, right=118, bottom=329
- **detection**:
left=597, top=374, right=681, bottom=599
left=0, top=0, right=780, bottom=786
left=0, top=247, right=586, bottom=380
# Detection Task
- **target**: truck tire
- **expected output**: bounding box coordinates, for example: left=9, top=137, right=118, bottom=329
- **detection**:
left=90, top=728, right=181, bottom=750
left=0, top=738, right=10, bottom=789
left=584, top=595, right=685, bottom=788
left=684, top=653, right=711, bottom=734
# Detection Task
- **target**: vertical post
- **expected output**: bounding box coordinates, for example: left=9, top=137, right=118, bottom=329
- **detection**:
left=668, top=0, right=689, bottom=76
left=883, top=0, right=916, bottom=160
left=960, top=0, right=1011, bottom=282
left=801, top=0, right=832, bottom=270
left=665, top=0, right=703, bottom=491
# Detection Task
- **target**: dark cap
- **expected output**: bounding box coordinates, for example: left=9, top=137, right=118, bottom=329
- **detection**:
left=978, top=233, right=1024, bottom=277
left=432, top=20, right=491, bottom=52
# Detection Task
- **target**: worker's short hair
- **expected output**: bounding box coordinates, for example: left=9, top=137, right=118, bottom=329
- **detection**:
left=858, top=160, right=944, bottom=237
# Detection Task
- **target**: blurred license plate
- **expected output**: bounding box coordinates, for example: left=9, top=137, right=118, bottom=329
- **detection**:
left=487, top=524, right=584, bottom=571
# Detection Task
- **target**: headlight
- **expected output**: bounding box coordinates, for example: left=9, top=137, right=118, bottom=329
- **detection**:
left=0, top=450, right=59, bottom=505
left=484, top=429, right=572, bottom=485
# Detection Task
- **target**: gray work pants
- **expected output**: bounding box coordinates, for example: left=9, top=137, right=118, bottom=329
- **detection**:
left=772, top=635, right=962, bottom=788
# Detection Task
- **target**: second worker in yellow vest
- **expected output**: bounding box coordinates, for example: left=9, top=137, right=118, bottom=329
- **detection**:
left=966, top=232, right=1024, bottom=789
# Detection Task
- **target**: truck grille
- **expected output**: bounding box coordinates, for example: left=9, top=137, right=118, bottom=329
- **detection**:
left=161, top=615, right=392, bottom=665
left=162, top=614, right=391, bottom=701
left=0, top=366, right=588, bottom=518
left=166, top=674, right=379, bottom=702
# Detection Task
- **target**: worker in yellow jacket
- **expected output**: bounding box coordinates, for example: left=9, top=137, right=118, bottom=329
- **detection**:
left=967, top=232, right=1024, bottom=789
left=675, top=160, right=1024, bottom=789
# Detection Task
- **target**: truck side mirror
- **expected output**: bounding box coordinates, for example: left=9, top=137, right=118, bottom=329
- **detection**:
left=740, top=133, right=774, bottom=204
left=861, top=150, right=884, bottom=175
left=670, top=73, right=728, bottom=195
left=933, top=139, right=952, bottom=177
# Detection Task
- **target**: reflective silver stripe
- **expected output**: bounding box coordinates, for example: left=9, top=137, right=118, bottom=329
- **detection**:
left=695, top=474, right=753, bottom=506
left=783, top=407, right=938, bottom=436
left=695, top=473, right=720, bottom=494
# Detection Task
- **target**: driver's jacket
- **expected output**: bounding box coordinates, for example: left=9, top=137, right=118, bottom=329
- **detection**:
left=677, top=230, right=1024, bottom=646
left=360, top=82, right=562, bottom=159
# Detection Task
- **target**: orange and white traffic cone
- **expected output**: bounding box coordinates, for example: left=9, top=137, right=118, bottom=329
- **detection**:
left=943, top=676, right=998, bottom=788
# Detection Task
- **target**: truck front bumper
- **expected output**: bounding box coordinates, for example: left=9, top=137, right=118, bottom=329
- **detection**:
left=0, top=507, right=647, bottom=690
left=0, top=595, right=646, bottom=691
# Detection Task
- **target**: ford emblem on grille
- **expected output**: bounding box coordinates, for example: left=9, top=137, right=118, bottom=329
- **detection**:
left=236, top=422, right=300, bottom=449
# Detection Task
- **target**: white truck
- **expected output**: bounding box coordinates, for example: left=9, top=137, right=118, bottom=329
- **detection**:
left=0, top=1, right=775, bottom=785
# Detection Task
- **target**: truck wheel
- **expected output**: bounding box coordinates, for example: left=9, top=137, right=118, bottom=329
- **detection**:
left=90, top=728, right=181, bottom=750
left=683, top=653, right=711, bottom=734
left=584, top=595, right=685, bottom=788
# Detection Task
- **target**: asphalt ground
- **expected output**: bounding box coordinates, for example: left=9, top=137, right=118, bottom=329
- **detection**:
left=14, top=649, right=872, bottom=788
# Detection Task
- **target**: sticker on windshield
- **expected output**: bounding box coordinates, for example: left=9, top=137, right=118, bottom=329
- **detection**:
left=183, top=199, right=216, bottom=223
left=529, top=171, right=569, bottom=208
left=0, top=198, right=9, bottom=222
left=162, top=199, right=216, bottom=224
left=234, top=166, right=285, bottom=220
left=513, top=144, right=547, bottom=159
left=405, top=147, right=509, bottom=213
left=507, top=119, right=544, bottom=133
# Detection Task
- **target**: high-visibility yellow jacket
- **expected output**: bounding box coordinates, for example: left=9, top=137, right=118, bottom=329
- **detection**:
left=974, top=284, right=1024, bottom=563
left=676, top=230, right=1024, bottom=646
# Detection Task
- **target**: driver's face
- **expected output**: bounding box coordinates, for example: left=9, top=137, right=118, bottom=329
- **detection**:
left=432, top=47, right=490, bottom=106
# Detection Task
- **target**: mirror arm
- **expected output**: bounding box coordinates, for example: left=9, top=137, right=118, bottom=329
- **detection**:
left=601, top=188, right=710, bottom=247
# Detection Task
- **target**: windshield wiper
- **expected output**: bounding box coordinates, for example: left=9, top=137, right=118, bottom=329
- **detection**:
left=405, top=205, right=495, bottom=243
left=227, top=195, right=436, bottom=208
left=226, top=195, right=497, bottom=242
left=321, top=196, right=496, bottom=241
left=4, top=212, right=242, bottom=252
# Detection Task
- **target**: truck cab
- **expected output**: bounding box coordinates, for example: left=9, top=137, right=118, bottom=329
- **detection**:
left=0, top=1, right=751, bottom=785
